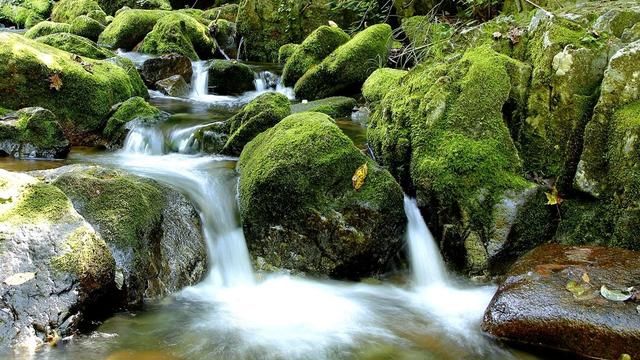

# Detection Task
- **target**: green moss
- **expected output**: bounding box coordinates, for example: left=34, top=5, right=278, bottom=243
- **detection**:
left=554, top=199, right=615, bottom=247
left=294, top=24, right=392, bottom=100
left=103, top=96, right=161, bottom=141
left=51, top=0, right=107, bottom=24
left=36, top=33, right=116, bottom=59
left=281, top=25, right=350, bottom=87
left=13, top=107, right=68, bottom=148
left=0, top=4, right=43, bottom=28
left=24, top=21, right=71, bottom=39
left=278, top=43, right=298, bottom=64
left=290, top=96, right=356, bottom=118
left=51, top=225, right=114, bottom=281
left=212, top=19, right=236, bottom=49
left=401, top=16, right=454, bottom=63
left=362, top=68, right=407, bottom=104
left=0, top=107, right=12, bottom=116
left=70, top=15, right=106, bottom=41
left=203, top=3, right=238, bottom=22
left=207, top=60, right=255, bottom=94
left=0, top=33, right=148, bottom=143
left=0, top=181, right=73, bottom=224
left=97, top=0, right=171, bottom=16
left=222, top=92, right=291, bottom=155
left=138, top=12, right=215, bottom=60
left=98, top=9, right=168, bottom=49
left=53, top=167, right=165, bottom=251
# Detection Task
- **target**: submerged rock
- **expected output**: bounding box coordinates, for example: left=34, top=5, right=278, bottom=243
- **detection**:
left=294, top=24, right=393, bottom=100
left=140, top=53, right=193, bottom=87
left=139, top=12, right=215, bottom=60
left=0, top=32, right=147, bottom=145
left=155, top=74, right=189, bottom=97
left=35, top=32, right=116, bottom=59
left=0, top=169, right=116, bottom=352
left=0, top=107, right=70, bottom=158
left=45, top=165, right=207, bottom=305
left=290, top=96, right=356, bottom=118
left=483, top=244, right=640, bottom=359
left=237, top=112, right=406, bottom=278
left=207, top=60, right=255, bottom=95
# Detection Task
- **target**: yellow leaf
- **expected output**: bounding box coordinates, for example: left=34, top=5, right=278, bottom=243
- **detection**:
left=352, top=163, right=368, bottom=191
left=582, top=272, right=590, bottom=284
left=49, top=73, right=62, bottom=91
left=545, top=186, right=564, bottom=206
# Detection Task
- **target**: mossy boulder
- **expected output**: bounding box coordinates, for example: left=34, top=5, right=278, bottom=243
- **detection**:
left=237, top=111, right=406, bottom=277
left=210, top=18, right=237, bottom=57
left=207, top=59, right=255, bottom=95
left=362, top=68, right=407, bottom=103
left=277, top=43, right=298, bottom=64
left=0, top=169, right=115, bottom=350
left=281, top=25, right=350, bottom=87
left=98, top=9, right=167, bottom=49
left=290, top=96, right=356, bottom=118
left=98, top=0, right=171, bottom=16
left=35, top=32, right=116, bottom=59
left=202, top=3, right=238, bottom=22
left=103, top=96, right=163, bottom=146
left=0, top=107, right=70, bottom=158
left=294, top=24, right=393, bottom=100
left=24, top=21, right=71, bottom=39
left=70, top=14, right=106, bottom=41
left=140, top=53, right=193, bottom=87
left=139, top=12, right=216, bottom=60
left=47, top=165, right=206, bottom=305
left=236, top=0, right=330, bottom=62
left=0, top=0, right=51, bottom=28
left=219, top=91, right=290, bottom=155
left=0, top=32, right=147, bottom=145
left=51, top=0, right=107, bottom=25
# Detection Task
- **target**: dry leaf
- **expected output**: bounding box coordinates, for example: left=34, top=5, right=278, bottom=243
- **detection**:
left=582, top=272, right=590, bottom=284
left=600, top=285, right=633, bottom=302
left=4, top=272, right=35, bottom=286
left=545, top=186, right=564, bottom=206
left=352, top=163, right=368, bottom=191
left=49, top=73, right=62, bottom=91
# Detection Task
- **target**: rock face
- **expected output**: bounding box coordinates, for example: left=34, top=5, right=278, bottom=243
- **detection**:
left=210, top=19, right=237, bottom=58
left=0, top=169, right=116, bottom=352
left=0, top=107, right=70, bottom=159
left=51, top=0, right=107, bottom=25
left=140, top=53, right=193, bottom=87
left=44, top=165, right=207, bottom=305
left=0, top=32, right=147, bottom=145
left=138, top=12, right=215, bottom=60
left=207, top=60, right=255, bottom=95
left=236, top=0, right=329, bottom=62
left=483, top=244, right=640, bottom=359
left=281, top=25, right=350, bottom=87
left=237, top=112, right=406, bottom=278
left=294, top=24, right=393, bottom=100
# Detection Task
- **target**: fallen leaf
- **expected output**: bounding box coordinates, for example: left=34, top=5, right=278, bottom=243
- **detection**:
left=49, top=73, right=62, bottom=91
left=566, top=280, right=591, bottom=299
left=3, top=272, right=35, bottom=286
left=600, top=285, right=633, bottom=302
left=352, top=163, right=368, bottom=191
left=582, top=272, right=590, bottom=284
left=545, top=186, right=564, bottom=206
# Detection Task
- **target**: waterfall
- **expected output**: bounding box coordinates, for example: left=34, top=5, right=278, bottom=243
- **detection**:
left=122, top=126, right=165, bottom=155
left=403, top=196, right=448, bottom=286
left=190, top=60, right=210, bottom=98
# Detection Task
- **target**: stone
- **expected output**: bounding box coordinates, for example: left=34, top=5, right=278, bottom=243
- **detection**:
left=141, top=53, right=193, bottom=87
left=207, top=59, right=255, bottom=95
left=155, top=74, right=189, bottom=97
left=23, top=21, right=70, bottom=39
left=290, top=96, right=356, bottom=118
left=362, top=68, right=407, bottom=103
left=35, top=32, right=116, bottom=59
left=70, top=14, right=105, bottom=41
left=0, top=107, right=70, bottom=159
left=102, top=96, right=163, bottom=147
left=138, top=12, right=216, bottom=60
left=98, top=9, right=168, bottom=50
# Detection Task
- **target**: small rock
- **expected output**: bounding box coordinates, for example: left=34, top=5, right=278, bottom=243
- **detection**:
left=140, top=53, right=193, bottom=88
left=155, top=75, right=189, bottom=97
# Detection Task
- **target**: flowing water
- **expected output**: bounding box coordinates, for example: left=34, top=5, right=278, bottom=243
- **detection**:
left=6, top=60, right=540, bottom=360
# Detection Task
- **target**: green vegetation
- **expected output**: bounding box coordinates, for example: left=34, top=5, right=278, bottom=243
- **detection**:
left=103, top=96, right=161, bottom=141
left=36, top=33, right=116, bottom=59
left=98, top=9, right=167, bottom=49
left=51, top=0, right=107, bottom=24
left=277, top=43, right=298, bottom=64
left=291, top=96, right=356, bottom=118
left=139, top=12, right=215, bottom=60
left=362, top=68, right=406, bottom=103
left=70, top=15, right=106, bottom=41
left=24, top=21, right=71, bottom=39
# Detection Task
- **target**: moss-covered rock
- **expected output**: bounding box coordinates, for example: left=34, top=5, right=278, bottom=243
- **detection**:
left=0, top=169, right=115, bottom=350
left=36, top=32, right=116, bottom=59
left=237, top=112, right=405, bottom=277
left=290, top=96, right=356, bottom=118
left=362, top=68, right=407, bottom=104
left=47, top=165, right=206, bottom=305
left=70, top=14, right=106, bottom=41
left=138, top=12, right=215, bottom=60
left=207, top=59, right=255, bottom=95
left=103, top=96, right=162, bottom=146
left=0, top=32, right=147, bottom=145
left=277, top=43, right=298, bottom=64
left=236, top=0, right=330, bottom=62
left=24, top=21, right=71, bottom=39
left=221, top=92, right=291, bottom=155
left=210, top=18, right=237, bottom=57
left=203, top=3, right=238, bottom=22
left=294, top=24, right=392, bottom=100
left=98, top=0, right=171, bottom=16
left=51, top=0, right=107, bottom=25
left=281, top=25, right=350, bottom=87
left=0, top=107, right=70, bottom=158
left=98, top=9, right=167, bottom=49
left=0, top=0, right=51, bottom=28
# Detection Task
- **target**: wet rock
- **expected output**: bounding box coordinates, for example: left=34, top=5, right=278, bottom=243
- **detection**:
left=140, top=53, right=193, bottom=87
left=103, top=96, right=163, bottom=147
left=35, top=32, right=116, bottom=59
left=155, top=75, right=189, bottom=97
left=294, top=24, right=393, bottom=100
left=0, top=169, right=116, bottom=352
left=0, top=32, right=147, bottom=145
left=207, top=59, right=255, bottom=95
left=483, top=244, right=640, bottom=360
left=237, top=112, right=406, bottom=278
left=0, top=107, right=70, bottom=159
left=41, top=165, right=207, bottom=306
left=290, top=96, right=356, bottom=118
left=138, top=12, right=216, bottom=60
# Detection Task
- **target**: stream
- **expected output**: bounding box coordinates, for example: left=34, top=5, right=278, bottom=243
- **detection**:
left=12, top=60, right=539, bottom=360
